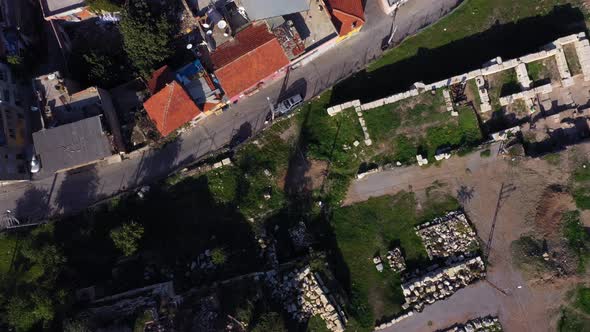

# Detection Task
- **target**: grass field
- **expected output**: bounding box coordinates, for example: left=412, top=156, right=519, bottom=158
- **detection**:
left=363, top=91, right=482, bottom=163
left=331, top=192, right=460, bottom=325
left=368, top=0, right=586, bottom=72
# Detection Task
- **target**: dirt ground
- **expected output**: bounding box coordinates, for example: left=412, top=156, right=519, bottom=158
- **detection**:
left=348, top=141, right=590, bottom=332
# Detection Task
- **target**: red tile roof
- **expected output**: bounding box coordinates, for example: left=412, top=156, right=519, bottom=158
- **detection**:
left=143, top=81, right=202, bottom=137
left=211, top=23, right=290, bottom=99
left=147, top=65, right=175, bottom=95
left=325, top=0, right=365, bottom=36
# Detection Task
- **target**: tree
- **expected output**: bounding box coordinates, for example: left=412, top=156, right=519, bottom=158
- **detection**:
left=110, top=221, right=144, bottom=256
left=82, top=51, right=117, bottom=87
left=7, top=292, right=54, bottom=331
left=119, top=0, right=172, bottom=77
left=87, top=0, right=122, bottom=13
left=211, top=248, right=226, bottom=265
left=251, top=312, right=287, bottom=332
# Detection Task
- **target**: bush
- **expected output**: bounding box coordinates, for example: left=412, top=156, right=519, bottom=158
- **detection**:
left=307, top=315, right=329, bottom=332
left=211, top=248, right=226, bottom=265
left=348, top=286, right=374, bottom=328
left=110, top=221, right=144, bottom=256
left=87, top=0, right=122, bottom=12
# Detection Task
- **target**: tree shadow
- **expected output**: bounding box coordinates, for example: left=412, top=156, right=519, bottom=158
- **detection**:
left=230, top=122, right=253, bottom=149
left=457, top=185, right=475, bottom=204
left=131, top=135, right=183, bottom=187
left=330, top=4, right=585, bottom=104
left=14, top=186, right=52, bottom=222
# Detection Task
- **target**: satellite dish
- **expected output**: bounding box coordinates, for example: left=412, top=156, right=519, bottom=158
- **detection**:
left=217, top=20, right=227, bottom=29
left=202, top=23, right=210, bottom=29
left=186, top=43, right=193, bottom=50
left=206, top=30, right=213, bottom=35
left=47, top=73, right=56, bottom=80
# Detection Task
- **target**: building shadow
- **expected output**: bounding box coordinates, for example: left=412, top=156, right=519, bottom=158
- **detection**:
left=54, top=164, right=100, bottom=216
left=330, top=4, right=585, bottom=105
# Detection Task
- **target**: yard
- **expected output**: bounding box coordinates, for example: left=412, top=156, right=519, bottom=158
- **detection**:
left=363, top=91, right=482, bottom=163
left=330, top=192, right=460, bottom=327
left=527, top=57, right=561, bottom=85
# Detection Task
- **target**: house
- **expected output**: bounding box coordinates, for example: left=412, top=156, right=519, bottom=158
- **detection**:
left=324, top=0, right=365, bottom=39
left=32, top=72, right=125, bottom=175
left=379, top=0, right=410, bottom=15
left=32, top=116, right=113, bottom=175
left=143, top=81, right=204, bottom=137
left=210, top=22, right=290, bottom=102
left=0, top=63, right=29, bottom=182
left=39, top=0, right=95, bottom=21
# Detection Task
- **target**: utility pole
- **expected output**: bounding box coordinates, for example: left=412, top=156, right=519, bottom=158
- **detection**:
left=267, top=97, right=275, bottom=122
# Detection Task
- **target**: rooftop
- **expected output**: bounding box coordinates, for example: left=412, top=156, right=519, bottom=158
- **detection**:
left=143, top=81, right=203, bottom=137
left=32, top=115, right=112, bottom=175
left=211, top=22, right=290, bottom=99
left=325, top=0, right=365, bottom=36
left=284, top=1, right=338, bottom=49
left=238, top=0, right=309, bottom=20
left=41, top=0, right=86, bottom=18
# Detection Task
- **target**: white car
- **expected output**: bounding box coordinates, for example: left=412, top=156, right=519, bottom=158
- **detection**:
left=274, top=94, right=303, bottom=115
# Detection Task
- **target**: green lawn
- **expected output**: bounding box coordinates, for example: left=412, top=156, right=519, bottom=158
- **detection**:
left=0, top=234, right=17, bottom=275
left=331, top=192, right=459, bottom=325
left=368, top=0, right=584, bottom=72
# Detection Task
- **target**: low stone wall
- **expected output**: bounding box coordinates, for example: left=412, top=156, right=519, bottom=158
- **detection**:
left=326, top=32, right=588, bottom=118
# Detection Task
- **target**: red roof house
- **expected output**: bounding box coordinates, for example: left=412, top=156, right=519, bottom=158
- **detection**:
left=211, top=22, right=290, bottom=101
left=147, top=65, right=175, bottom=95
left=325, top=0, right=366, bottom=36
left=143, top=81, right=202, bottom=137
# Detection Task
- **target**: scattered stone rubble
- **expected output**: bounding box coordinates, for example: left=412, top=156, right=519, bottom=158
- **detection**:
left=416, top=154, right=428, bottom=166
left=288, top=222, right=312, bottom=250
left=266, top=267, right=347, bottom=332
left=401, top=256, right=486, bottom=312
left=373, top=256, right=384, bottom=272
left=386, top=248, right=406, bottom=272
left=415, top=210, right=479, bottom=259
left=438, top=315, right=503, bottom=332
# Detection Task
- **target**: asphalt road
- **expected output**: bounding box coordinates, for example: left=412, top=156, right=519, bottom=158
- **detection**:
left=2, top=0, right=462, bottom=221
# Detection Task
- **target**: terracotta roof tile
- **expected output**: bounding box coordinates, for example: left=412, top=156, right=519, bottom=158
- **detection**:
left=211, top=23, right=289, bottom=99
left=325, top=0, right=365, bottom=36
left=143, top=81, right=202, bottom=137
left=147, top=65, right=175, bottom=95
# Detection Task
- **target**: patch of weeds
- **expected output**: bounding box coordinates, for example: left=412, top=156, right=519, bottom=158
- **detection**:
left=363, top=105, right=402, bottom=141
left=480, top=149, right=491, bottom=157
left=574, top=286, right=590, bottom=315
left=562, top=211, right=590, bottom=271
left=542, top=153, right=561, bottom=166
left=558, top=308, right=590, bottom=332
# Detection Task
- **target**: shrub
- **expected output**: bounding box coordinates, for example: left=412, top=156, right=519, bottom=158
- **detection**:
left=575, top=287, right=590, bottom=315
left=211, top=248, right=227, bottom=265
left=110, top=221, right=144, bottom=256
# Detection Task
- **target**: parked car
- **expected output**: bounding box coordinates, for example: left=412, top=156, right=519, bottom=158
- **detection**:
left=274, top=94, right=303, bottom=115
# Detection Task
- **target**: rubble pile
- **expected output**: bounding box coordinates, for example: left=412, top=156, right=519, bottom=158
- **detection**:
left=288, top=222, right=312, bottom=250
left=373, top=256, right=384, bottom=272
left=438, top=316, right=503, bottom=332
left=265, top=267, right=347, bottom=332
left=401, top=256, right=486, bottom=312
left=386, top=248, right=406, bottom=272
left=416, top=211, right=479, bottom=259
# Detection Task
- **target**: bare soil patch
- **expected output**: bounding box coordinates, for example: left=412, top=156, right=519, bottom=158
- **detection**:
left=534, top=186, right=576, bottom=239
